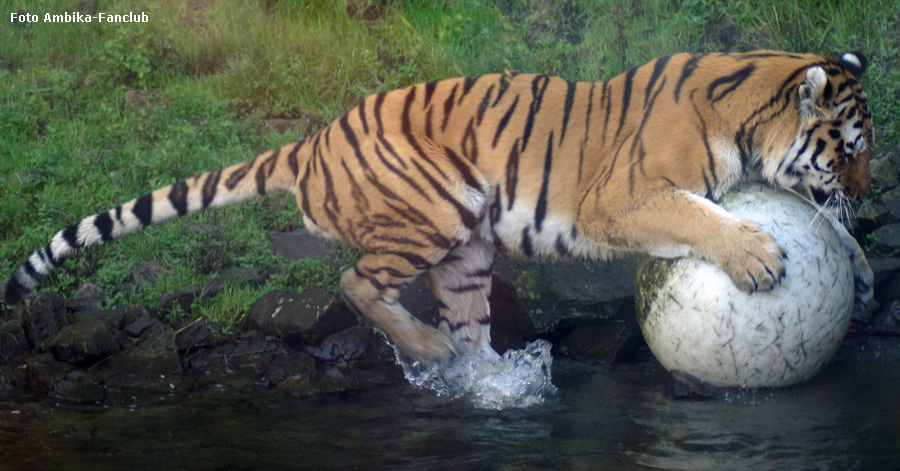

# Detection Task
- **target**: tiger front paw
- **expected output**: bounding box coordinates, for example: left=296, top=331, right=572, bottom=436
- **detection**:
left=718, top=219, right=787, bottom=293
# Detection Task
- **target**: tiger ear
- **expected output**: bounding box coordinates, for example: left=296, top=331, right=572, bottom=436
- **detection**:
left=798, top=66, right=827, bottom=119
left=839, top=51, right=868, bottom=79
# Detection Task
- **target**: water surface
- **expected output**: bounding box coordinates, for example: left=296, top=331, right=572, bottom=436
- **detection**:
left=2, top=340, right=898, bottom=470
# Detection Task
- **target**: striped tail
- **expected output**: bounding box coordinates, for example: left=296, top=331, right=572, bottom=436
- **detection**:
left=4, top=142, right=303, bottom=305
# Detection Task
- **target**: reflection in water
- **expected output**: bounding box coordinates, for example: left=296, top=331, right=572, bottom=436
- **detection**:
left=1, top=343, right=899, bottom=470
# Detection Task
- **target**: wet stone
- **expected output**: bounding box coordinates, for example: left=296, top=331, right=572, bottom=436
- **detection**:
left=174, top=318, right=222, bottom=351
left=94, top=325, right=182, bottom=390
left=46, top=317, right=123, bottom=367
left=871, top=223, right=900, bottom=250
left=24, top=353, right=73, bottom=392
left=489, top=275, right=537, bottom=354
left=870, top=144, right=900, bottom=190
left=23, top=291, right=69, bottom=352
left=0, top=311, right=29, bottom=361
left=248, top=287, right=358, bottom=346
left=66, top=282, right=105, bottom=313
left=306, top=325, right=388, bottom=364
left=556, top=319, right=643, bottom=366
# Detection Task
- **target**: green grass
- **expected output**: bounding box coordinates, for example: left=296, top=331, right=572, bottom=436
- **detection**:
left=1, top=0, right=898, bottom=329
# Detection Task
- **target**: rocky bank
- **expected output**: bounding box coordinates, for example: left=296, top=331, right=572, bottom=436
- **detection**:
left=2, top=144, right=900, bottom=403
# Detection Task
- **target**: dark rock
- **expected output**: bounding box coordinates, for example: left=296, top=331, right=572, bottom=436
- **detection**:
left=46, top=317, right=122, bottom=366
left=66, top=283, right=105, bottom=313
left=124, top=313, right=158, bottom=337
left=664, top=372, right=716, bottom=401
left=493, top=254, right=640, bottom=332
left=94, top=324, right=182, bottom=389
left=306, top=325, right=389, bottom=363
left=22, top=291, right=69, bottom=352
left=184, top=330, right=284, bottom=374
left=870, top=144, right=900, bottom=190
left=277, top=367, right=363, bottom=397
left=155, top=267, right=270, bottom=314
left=174, top=317, right=222, bottom=351
left=53, top=370, right=106, bottom=403
left=0, top=310, right=29, bottom=361
left=489, top=275, right=536, bottom=353
left=247, top=287, right=357, bottom=346
left=24, top=353, right=73, bottom=392
left=857, top=200, right=892, bottom=229
left=255, top=349, right=316, bottom=388
left=871, top=223, right=900, bottom=250
left=556, top=319, right=643, bottom=366
left=268, top=228, right=336, bottom=261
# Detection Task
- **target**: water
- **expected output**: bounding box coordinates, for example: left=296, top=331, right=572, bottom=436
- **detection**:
left=2, top=340, right=899, bottom=470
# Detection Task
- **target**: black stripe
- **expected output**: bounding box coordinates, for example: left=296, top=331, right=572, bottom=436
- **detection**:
left=614, top=67, right=637, bottom=143
left=534, top=131, right=554, bottom=232
left=168, top=181, right=189, bottom=215
left=286, top=141, right=302, bottom=178
left=318, top=158, right=347, bottom=241
left=629, top=76, right=668, bottom=160
left=256, top=149, right=280, bottom=195
left=492, top=94, right=520, bottom=148
left=357, top=98, right=369, bottom=135
left=133, top=193, right=153, bottom=226
left=424, top=106, right=434, bottom=138
left=522, top=75, right=550, bottom=151
left=555, top=234, right=569, bottom=256
left=645, top=55, right=671, bottom=106
left=341, top=159, right=370, bottom=211
left=298, top=159, right=314, bottom=222
left=373, top=92, right=387, bottom=131
left=373, top=144, right=432, bottom=202
left=466, top=267, right=493, bottom=278
left=62, top=223, right=82, bottom=248
left=443, top=146, right=483, bottom=192
left=224, top=159, right=254, bottom=190
left=505, top=140, right=520, bottom=211
left=521, top=227, right=534, bottom=256
left=708, top=64, right=756, bottom=103
left=477, top=84, right=494, bottom=126
left=424, top=80, right=438, bottom=107
left=402, top=87, right=449, bottom=181
left=448, top=284, right=484, bottom=293
left=442, top=84, right=459, bottom=132
left=579, top=83, right=596, bottom=181
left=560, top=80, right=577, bottom=144
left=460, top=76, right=478, bottom=103
left=94, top=212, right=114, bottom=242
left=601, top=81, right=611, bottom=145
left=461, top=119, right=478, bottom=163
left=386, top=250, right=432, bottom=270
left=201, top=170, right=221, bottom=208
left=674, top=54, right=702, bottom=103
left=411, top=160, right=477, bottom=229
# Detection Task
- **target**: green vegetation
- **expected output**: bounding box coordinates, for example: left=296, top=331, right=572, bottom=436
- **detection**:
left=2, top=0, right=898, bottom=329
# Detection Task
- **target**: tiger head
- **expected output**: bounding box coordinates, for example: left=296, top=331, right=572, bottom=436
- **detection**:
left=767, top=52, right=873, bottom=221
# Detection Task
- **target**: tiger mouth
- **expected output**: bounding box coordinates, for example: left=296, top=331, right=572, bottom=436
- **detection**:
left=809, top=187, right=833, bottom=206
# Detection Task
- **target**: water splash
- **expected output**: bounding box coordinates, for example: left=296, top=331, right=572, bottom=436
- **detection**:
left=391, top=340, right=557, bottom=410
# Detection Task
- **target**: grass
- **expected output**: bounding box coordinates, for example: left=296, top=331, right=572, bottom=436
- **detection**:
left=1, top=0, right=898, bottom=329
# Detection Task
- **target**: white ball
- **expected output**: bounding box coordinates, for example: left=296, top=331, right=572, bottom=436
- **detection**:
left=636, top=183, right=854, bottom=388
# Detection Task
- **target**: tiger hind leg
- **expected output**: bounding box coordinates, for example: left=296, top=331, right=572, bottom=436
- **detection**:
left=425, top=237, right=500, bottom=362
left=340, top=252, right=458, bottom=364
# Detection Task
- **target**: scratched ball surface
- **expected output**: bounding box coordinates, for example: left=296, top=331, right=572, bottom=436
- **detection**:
left=635, top=183, right=854, bottom=388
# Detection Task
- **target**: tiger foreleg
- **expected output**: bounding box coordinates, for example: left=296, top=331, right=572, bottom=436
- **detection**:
left=823, top=214, right=874, bottom=311
left=582, top=187, right=786, bottom=293
left=425, top=238, right=500, bottom=362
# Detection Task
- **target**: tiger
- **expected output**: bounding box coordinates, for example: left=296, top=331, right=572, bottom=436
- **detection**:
left=4, top=50, right=875, bottom=365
